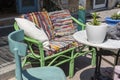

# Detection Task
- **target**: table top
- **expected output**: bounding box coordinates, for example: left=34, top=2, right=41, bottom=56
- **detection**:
left=73, top=30, right=120, bottom=49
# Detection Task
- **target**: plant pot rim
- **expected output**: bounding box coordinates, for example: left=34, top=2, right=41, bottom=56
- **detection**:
left=105, top=17, right=120, bottom=22
left=86, top=22, right=107, bottom=27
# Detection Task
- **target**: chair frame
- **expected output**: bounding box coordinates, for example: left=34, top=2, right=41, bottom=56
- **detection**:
left=8, top=30, right=27, bottom=80
left=8, top=30, right=67, bottom=80
left=14, top=16, right=96, bottom=78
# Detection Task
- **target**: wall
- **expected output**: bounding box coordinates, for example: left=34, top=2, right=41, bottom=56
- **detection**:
left=79, top=0, right=92, bottom=10
left=79, top=0, right=118, bottom=10
left=108, top=0, right=117, bottom=9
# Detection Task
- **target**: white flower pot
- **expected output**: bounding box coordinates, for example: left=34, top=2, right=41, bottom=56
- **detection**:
left=86, top=23, right=108, bottom=44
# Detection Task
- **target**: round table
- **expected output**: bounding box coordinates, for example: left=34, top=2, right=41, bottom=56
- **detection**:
left=73, top=30, right=120, bottom=80
left=73, top=30, right=120, bottom=49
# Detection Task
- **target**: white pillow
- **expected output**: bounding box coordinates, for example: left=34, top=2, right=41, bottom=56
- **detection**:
left=15, top=18, right=50, bottom=49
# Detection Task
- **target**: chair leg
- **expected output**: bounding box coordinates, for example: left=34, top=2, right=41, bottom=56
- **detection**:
left=69, top=50, right=75, bottom=78
left=38, top=44, right=45, bottom=66
left=39, top=54, right=45, bottom=67
left=91, top=47, right=96, bottom=66
left=22, top=56, right=27, bottom=67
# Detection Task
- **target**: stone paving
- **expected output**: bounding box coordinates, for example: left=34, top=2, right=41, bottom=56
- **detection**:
left=0, top=8, right=120, bottom=80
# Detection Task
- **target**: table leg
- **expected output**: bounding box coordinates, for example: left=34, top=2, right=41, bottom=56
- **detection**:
left=92, top=48, right=102, bottom=80
left=91, top=48, right=102, bottom=80
left=92, top=48, right=113, bottom=80
left=115, top=49, right=120, bottom=65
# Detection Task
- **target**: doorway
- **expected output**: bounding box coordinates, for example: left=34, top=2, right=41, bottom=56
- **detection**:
left=0, top=0, right=16, bottom=13
left=0, top=0, right=17, bottom=18
left=16, top=0, right=39, bottom=13
left=93, top=0, right=107, bottom=9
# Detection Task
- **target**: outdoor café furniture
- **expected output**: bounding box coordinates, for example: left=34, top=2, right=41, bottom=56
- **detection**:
left=13, top=10, right=96, bottom=78
left=8, top=30, right=67, bottom=80
left=73, top=30, right=120, bottom=80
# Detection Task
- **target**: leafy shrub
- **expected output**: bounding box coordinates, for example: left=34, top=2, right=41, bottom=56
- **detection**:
left=111, top=13, right=120, bottom=20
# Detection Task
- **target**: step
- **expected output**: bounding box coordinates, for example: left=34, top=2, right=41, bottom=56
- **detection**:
left=0, top=62, right=15, bottom=80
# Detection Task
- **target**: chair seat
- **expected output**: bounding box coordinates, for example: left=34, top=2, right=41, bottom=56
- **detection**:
left=45, top=35, right=83, bottom=56
left=31, top=35, right=83, bottom=56
left=22, top=66, right=66, bottom=80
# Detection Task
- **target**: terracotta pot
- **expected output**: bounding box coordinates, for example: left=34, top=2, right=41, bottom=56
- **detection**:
left=86, top=23, right=108, bottom=44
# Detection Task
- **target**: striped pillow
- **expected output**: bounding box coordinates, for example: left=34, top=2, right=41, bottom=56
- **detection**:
left=49, top=10, right=77, bottom=37
left=21, top=11, right=54, bottom=40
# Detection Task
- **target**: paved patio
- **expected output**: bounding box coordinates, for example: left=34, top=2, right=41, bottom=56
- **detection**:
left=0, top=8, right=120, bottom=80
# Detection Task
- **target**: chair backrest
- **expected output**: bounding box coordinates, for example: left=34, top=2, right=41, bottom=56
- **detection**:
left=8, top=30, right=27, bottom=56
left=8, top=30, right=27, bottom=80
left=20, top=11, right=53, bottom=40
left=19, top=10, right=77, bottom=39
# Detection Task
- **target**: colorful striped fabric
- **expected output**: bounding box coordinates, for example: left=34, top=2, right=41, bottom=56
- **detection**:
left=20, top=10, right=83, bottom=56
left=49, top=10, right=77, bottom=37
left=44, top=35, right=83, bottom=56
left=21, top=11, right=54, bottom=40
left=31, top=35, right=83, bottom=56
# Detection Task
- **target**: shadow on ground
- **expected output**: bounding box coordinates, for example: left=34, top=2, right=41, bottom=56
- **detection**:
left=60, top=56, right=92, bottom=77
left=80, top=67, right=114, bottom=80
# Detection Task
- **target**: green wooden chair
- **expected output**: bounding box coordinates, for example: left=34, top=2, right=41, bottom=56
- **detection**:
left=14, top=10, right=96, bottom=78
left=8, top=30, right=66, bottom=80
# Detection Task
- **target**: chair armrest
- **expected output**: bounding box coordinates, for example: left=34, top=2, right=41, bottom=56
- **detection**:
left=71, top=16, right=85, bottom=30
left=24, top=37, right=42, bottom=45
left=14, top=22, right=20, bottom=30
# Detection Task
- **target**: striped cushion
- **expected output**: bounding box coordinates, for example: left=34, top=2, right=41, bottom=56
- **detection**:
left=44, top=35, right=83, bottom=56
left=19, top=10, right=81, bottom=56
left=21, top=11, right=54, bottom=40
left=49, top=10, right=77, bottom=37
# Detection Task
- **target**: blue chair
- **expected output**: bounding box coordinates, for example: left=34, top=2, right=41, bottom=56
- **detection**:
left=8, top=30, right=66, bottom=80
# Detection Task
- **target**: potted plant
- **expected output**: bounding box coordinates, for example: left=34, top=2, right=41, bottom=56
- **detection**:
left=105, top=12, right=120, bottom=26
left=86, top=12, right=108, bottom=44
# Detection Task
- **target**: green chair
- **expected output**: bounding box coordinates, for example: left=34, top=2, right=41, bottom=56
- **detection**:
left=14, top=10, right=96, bottom=78
left=8, top=30, right=66, bottom=80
